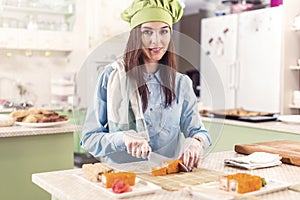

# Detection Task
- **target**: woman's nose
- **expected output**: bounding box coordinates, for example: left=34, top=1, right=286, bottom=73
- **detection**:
left=150, top=32, right=159, bottom=44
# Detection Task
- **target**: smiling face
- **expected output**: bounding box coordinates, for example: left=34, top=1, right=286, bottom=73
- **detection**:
left=140, top=22, right=171, bottom=64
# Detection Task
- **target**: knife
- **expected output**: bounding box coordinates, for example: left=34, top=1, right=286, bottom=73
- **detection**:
left=147, top=152, right=191, bottom=172
left=147, top=151, right=170, bottom=166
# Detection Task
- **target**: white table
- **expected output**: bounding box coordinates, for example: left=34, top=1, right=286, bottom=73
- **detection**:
left=32, top=151, right=300, bottom=200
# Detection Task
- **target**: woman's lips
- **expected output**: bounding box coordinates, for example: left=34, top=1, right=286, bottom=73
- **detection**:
left=149, top=47, right=163, bottom=53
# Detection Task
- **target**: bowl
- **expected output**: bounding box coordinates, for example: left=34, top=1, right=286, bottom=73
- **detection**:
left=0, top=114, right=15, bottom=127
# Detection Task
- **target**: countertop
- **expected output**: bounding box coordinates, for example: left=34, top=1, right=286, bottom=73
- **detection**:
left=0, top=123, right=79, bottom=138
left=32, top=151, right=300, bottom=200
left=202, top=116, right=300, bottom=135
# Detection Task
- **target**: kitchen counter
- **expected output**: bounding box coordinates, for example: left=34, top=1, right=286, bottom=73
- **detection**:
left=0, top=123, right=79, bottom=138
left=202, top=117, right=300, bottom=135
left=32, top=151, right=300, bottom=200
left=0, top=123, right=76, bottom=200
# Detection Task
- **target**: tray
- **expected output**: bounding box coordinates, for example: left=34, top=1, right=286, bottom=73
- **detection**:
left=189, top=178, right=291, bottom=199
left=210, top=108, right=277, bottom=122
left=73, top=172, right=161, bottom=199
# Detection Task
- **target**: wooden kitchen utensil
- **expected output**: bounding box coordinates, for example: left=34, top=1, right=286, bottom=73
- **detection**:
left=235, top=140, right=300, bottom=166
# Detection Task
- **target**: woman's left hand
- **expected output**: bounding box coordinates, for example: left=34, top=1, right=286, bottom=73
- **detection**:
left=178, top=137, right=204, bottom=171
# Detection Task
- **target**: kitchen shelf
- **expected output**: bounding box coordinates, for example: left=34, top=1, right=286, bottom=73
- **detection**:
left=0, top=28, right=74, bottom=52
left=289, top=104, right=300, bottom=109
left=0, top=5, right=74, bottom=16
left=289, top=66, right=300, bottom=70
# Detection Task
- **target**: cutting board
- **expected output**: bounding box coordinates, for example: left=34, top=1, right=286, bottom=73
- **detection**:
left=137, top=168, right=224, bottom=191
left=235, top=140, right=300, bottom=166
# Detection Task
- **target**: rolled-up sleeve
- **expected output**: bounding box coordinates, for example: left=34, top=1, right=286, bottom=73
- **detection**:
left=179, top=75, right=212, bottom=150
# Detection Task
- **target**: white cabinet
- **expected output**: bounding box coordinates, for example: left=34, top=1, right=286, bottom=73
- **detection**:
left=86, top=0, right=131, bottom=49
left=0, top=0, right=76, bottom=52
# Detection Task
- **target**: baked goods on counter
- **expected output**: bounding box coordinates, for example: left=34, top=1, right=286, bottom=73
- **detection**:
left=10, top=109, right=68, bottom=123
left=219, top=173, right=265, bottom=194
left=82, top=163, right=115, bottom=182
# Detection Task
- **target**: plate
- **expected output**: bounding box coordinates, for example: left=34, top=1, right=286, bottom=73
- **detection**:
left=73, top=172, right=161, bottom=199
left=189, top=179, right=291, bottom=199
left=15, top=120, right=69, bottom=128
left=278, top=115, right=300, bottom=124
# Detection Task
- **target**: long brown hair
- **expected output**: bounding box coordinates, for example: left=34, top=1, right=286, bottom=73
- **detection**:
left=123, top=25, right=177, bottom=112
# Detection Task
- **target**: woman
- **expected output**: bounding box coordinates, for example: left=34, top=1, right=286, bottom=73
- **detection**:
left=81, top=0, right=211, bottom=170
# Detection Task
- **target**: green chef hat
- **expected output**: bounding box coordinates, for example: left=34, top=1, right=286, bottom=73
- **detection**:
left=121, top=0, right=183, bottom=29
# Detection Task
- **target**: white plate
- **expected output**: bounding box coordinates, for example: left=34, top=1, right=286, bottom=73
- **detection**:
left=73, top=172, right=161, bottom=199
left=189, top=179, right=291, bottom=199
left=278, top=115, right=300, bottom=124
left=15, top=120, right=69, bottom=128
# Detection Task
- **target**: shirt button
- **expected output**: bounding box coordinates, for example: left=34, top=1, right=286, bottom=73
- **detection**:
left=150, top=108, right=153, bottom=111
left=149, top=125, right=153, bottom=128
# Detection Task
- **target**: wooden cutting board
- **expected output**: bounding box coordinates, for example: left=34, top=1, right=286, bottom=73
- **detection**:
left=235, top=140, right=300, bottom=166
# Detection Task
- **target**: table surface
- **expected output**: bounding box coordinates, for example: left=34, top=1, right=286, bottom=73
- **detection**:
left=32, top=151, right=300, bottom=200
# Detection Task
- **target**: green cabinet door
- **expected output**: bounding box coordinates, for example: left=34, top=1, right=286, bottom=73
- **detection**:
left=203, top=121, right=300, bottom=152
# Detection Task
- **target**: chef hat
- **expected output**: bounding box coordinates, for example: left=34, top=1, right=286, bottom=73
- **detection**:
left=121, top=0, right=183, bottom=29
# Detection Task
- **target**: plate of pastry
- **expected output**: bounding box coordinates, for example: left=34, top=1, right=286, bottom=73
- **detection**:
left=11, top=109, right=69, bottom=128
left=15, top=120, right=69, bottom=128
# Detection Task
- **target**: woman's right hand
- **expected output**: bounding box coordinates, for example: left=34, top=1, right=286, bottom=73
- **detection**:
left=123, top=132, right=151, bottom=159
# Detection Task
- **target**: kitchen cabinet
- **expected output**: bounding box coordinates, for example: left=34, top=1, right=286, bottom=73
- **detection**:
left=288, top=28, right=300, bottom=110
left=86, top=0, right=131, bottom=49
left=202, top=119, right=300, bottom=152
left=0, top=0, right=75, bottom=52
left=280, top=0, right=300, bottom=114
left=0, top=125, right=75, bottom=200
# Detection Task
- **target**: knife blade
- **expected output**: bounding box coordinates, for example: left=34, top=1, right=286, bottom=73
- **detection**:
left=147, top=151, right=170, bottom=165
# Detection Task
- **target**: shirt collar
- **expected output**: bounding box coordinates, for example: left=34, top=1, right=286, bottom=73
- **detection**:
left=143, top=68, right=163, bottom=83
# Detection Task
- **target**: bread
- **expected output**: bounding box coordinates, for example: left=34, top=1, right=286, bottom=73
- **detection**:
left=0, top=114, right=15, bottom=127
left=10, top=110, right=29, bottom=121
left=219, top=173, right=262, bottom=194
left=102, top=172, right=136, bottom=188
left=151, top=159, right=183, bottom=176
left=22, top=114, right=38, bottom=123
left=82, top=163, right=114, bottom=182
left=10, top=109, right=68, bottom=123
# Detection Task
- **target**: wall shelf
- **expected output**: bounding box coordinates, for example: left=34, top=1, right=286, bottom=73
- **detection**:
left=289, top=104, right=300, bottom=109
left=0, top=5, right=74, bottom=16
left=289, top=65, right=300, bottom=70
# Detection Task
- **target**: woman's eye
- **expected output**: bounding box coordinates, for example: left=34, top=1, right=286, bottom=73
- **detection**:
left=160, top=29, right=169, bottom=35
left=142, top=30, right=153, bottom=35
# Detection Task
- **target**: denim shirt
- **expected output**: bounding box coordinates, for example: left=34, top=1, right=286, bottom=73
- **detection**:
left=81, top=65, right=211, bottom=164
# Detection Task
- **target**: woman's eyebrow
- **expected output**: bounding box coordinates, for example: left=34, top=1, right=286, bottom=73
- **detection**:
left=141, top=26, right=169, bottom=30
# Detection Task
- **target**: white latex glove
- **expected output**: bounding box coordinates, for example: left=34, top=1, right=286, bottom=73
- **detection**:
left=178, top=137, right=204, bottom=170
left=123, top=132, right=151, bottom=159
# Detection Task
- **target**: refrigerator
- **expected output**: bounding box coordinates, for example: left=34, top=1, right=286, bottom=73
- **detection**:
left=200, top=6, right=283, bottom=113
